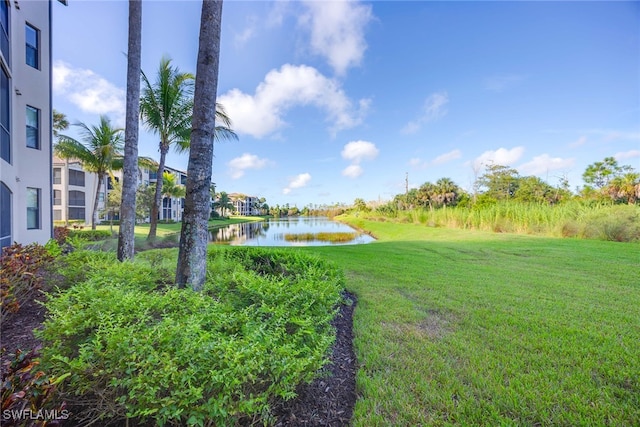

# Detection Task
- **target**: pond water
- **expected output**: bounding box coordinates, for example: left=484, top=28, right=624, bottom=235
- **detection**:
left=209, top=217, right=375, bottom=246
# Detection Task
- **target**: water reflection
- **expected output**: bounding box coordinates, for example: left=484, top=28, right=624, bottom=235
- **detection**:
left=209, top=217, right=375, bottom=247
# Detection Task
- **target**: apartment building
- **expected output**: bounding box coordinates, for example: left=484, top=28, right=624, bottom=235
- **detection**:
left=52, top=157, right=187, bottom=224
left=229, top=193, right=262, bottom=216
left=0, top=0, right=61, bottom=250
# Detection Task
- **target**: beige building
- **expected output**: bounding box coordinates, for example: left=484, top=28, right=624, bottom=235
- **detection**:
left=52, top=157, right=187, bottom=224
left=1, top=0, right=61, bottom=250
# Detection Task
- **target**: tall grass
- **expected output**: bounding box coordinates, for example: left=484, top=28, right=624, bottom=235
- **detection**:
left=362, top=202, right=640, bottom=242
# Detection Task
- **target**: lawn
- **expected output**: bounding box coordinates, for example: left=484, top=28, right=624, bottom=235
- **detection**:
left=304, top=218, right=640, bottom=426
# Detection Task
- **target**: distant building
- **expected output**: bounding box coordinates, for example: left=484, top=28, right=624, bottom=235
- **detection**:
left=1, top=0, right=64, bottom=250
left=229, top=193, right=261, bottom=216
left=52, top=157, right=187, bottom=224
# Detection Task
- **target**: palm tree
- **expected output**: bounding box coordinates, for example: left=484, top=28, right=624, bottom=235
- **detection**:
left=118, top=0, right=142, bottom=261
left=141, top=57, right=237, bottom=241
left=176, top=0, right=224, bottom=290
left=434, top=177, right=459, bottom=207
left=160, top=172, right=185, bottom=221
left=140, top=57, right=194, bottom=240
left=54, top=116, right=124, bottom=230
left=213, top=191, right=233, bottom=218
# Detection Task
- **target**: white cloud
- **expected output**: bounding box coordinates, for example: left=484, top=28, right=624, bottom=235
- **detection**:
left=518, top=154, right=575, bottom=175
left=53, top=60, right=125, bottom=124
left=227, top=153, right=270, bottom=179
left=341, top=140, right=378, bottom=179
left=473, top=146, right=525, bottom=169
left=614, top=150, right=640, bottom=161
left=218, top=64, right=369, bottom=138
left=342, top=164, right=363, bottom=178
left=283, top=173, right=312, bottom=194
left=432, top=149, right=462, bottom=165
left=300, top=0, right=373, bottom=75
left=569, top=136, right=587, bottom=148
left=484, top=74, right=528, bottom=92
left=401, top=91, right=449, bottom=134
left=341, top=140, right=379, bottom=163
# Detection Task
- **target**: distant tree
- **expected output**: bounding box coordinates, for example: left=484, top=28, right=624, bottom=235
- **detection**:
left=214, top=191, right=233, bottom=217
left=582, top=157, right=623, bottom=189
left=608, top=172, right=640, bottom=205
left=176, top=0, right=224, bottom=290
left=353, top=198, right=369, bottom=212
left=161, top=172, right=186, bottom=199
left=478, top=164, right=520, bottom=200
left=433, top=177, right=462, bottom=207
left=514, top=176, right=556, bottom=204
left=417, top=182, right=437, bottom=210
left=55, top=116, right=124, bottom=230
left=118, top=0, right=143, bottom=261
left=52, top=109, right=69, bottom=138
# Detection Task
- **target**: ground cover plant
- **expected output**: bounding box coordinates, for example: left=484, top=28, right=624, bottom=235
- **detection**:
left=36, top=246, right=343, bottom=426
left=305, top=218, right=640, bottom=426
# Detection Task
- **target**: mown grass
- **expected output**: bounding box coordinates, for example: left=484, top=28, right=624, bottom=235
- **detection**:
left=94, top=216, right=264, bottom=237
left=302, top=219, right=640, bottom=425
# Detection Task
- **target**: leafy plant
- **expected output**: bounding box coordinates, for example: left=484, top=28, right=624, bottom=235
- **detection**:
left=0, top=243, right=54, bottom=322
left=0, top=348, right=69, bottom=427
left=38, top=248, right=343, bottom=426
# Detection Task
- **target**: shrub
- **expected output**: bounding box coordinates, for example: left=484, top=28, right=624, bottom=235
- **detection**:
left=66, top=230, right=112, bottom=242
left=38, top=248, right=343, bottom=426
left=0, top=243, right=54, bottom=322
left=0, top=348, right=69, bottom=427
left=52, top=227, right=69, bottom=245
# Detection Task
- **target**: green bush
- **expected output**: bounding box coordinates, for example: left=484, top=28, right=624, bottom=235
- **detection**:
left=67, top=229, right=112, bottom=242
left=38, top=247, right=343, bottom=426
left=580, top=205, right=640, bottom=242
left=0, top=243, right=54, bottom=322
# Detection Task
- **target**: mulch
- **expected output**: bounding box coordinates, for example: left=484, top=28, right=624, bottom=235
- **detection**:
left=1, top=289, right=357, bottom=427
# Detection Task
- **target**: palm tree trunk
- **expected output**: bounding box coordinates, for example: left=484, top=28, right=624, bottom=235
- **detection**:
left=92, top=173, right=103, bottom=230
left=118, top=0, right=142, bottom=261
left=176, top=0, right=223, bottom=290
left=147, top=146, right=167, bottom=241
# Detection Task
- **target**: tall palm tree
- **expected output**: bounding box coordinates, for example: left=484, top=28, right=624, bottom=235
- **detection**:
left=434, top=177, right=459, bottom=207
left=141, top=57, right=237, bottom=241
left=176, top=0, right=224, bottom=290
left=118, top=0, right=142, bottom=261
left=54, top=116, right=124, bottom=230
left=140, top=57, right=193, bottom=240
left=213, top=191, right=233, bottom=217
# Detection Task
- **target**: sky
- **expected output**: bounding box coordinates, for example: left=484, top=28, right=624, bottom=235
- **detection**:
left=52, top=0, right=640, bottom=208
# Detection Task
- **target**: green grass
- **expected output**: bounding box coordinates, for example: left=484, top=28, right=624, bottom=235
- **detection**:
left=300, top=219, right=640, bottom=425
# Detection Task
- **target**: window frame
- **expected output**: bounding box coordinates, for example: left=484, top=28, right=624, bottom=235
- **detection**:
left=25, top=23, right=39, bottom=69
left=26, top=105, right=39, bottom=149
left=0, top=181, right=11, bottom=250
left=26, top=187, right=40, bottom=230
left=0, top=64, right=9, bottom=163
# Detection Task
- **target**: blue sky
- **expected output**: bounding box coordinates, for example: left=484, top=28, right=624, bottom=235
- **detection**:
left=52, top=0, right=639, bottom=207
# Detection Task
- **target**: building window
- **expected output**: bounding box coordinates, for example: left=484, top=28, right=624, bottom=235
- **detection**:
left=26, top=187, right=40, bottom=229
left=0, top=181, right=11, bottom=250
left=26, top=106, right=39, bottom=149
left=0, top=66, right=9, bottom=163
left=107, top=176, right=119, bottom=190
left=68, top=190, right=85, bottom=206
left=98, top=191, right=104, bottom=202
left=53, top=189, right=61, bottom=205
left=0, top=1, right=9, bottom=67
left=69, top=169, right=85, bottom=186
left=68, top=207, right=85, bottom=220
left=25, top=23, right=39, bottom=69
left=53, top=209, right=61, bottom=221
left=162, top=197, right=172, bottom=220
left=53, top=168, right=61, bottom=184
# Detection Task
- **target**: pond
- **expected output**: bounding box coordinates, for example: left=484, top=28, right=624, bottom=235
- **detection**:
left=209, top=217, right=375, bottom=246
